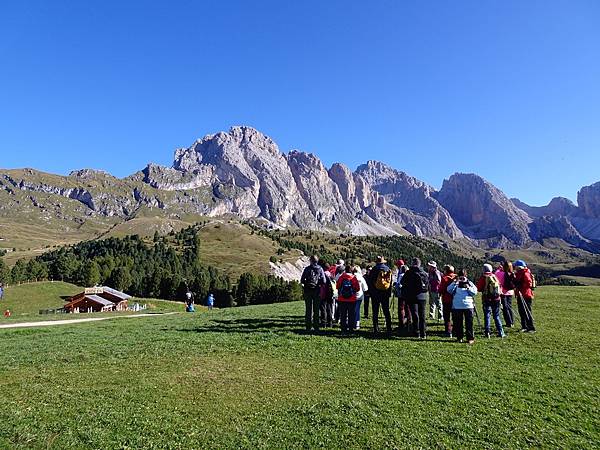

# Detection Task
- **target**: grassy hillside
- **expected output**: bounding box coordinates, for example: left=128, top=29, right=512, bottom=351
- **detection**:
left=0, top=282, right=183, bottom=322
left=0, top=286, right=597, bottom=448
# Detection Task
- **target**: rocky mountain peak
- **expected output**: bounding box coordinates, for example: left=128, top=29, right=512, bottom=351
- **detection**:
left=578, top=182, right=600, bottom=219
left=436, top=173, right=531, bottom=245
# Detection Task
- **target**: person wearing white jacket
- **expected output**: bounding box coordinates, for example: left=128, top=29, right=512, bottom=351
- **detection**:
left=353, top=266, right=369, bottom=330
left=447, top=269, right=478, bottom=344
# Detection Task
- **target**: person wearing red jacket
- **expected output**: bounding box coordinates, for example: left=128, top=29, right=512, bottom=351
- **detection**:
left=336, top=266, right=360, bottom=332
left=514, top=260, right=536, bottom=332
left=438, top=265, right=457, bottom=337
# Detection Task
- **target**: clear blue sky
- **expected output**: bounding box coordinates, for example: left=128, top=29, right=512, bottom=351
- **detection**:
left=1, top=0, right=599, bottom=206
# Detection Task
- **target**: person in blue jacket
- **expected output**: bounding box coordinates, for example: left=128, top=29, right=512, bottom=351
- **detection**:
left=207, top=293, right=214, bottom=310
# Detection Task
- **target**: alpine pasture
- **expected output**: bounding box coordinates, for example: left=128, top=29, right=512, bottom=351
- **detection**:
left=0, top=285, right=598, bottom=448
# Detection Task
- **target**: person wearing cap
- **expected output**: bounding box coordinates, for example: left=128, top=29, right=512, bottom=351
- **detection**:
left=401, top=258, right=430, bottom=339
left=352, top=265, right=368, bottom=330
left=332, top=259, right=346, bottom=324
left=447, top=269, right=478, bottom=344
left=427, top=261, right=443, bottom=321
left=300, top=255, right=327, bottom=332
left=438, top=264, right=457, bottom=337
left=367, top=256, right=393, bottom=335
left=476, top=264, right=505, bottom=338
left=513, top=260, right=536, bottom=332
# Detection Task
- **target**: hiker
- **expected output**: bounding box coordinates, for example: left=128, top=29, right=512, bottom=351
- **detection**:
left=367, top=256, right=393, bottom=334
left=447, top=269, right=477, bottom=344
left=495, top=261, right=516, bottom=327
left=353, top=265, right=368, bottom=330
left=301, top=255, right=327, bottom=331
left=333, top=259, right=345, bottom=324
left=363, top=266, right=372, bottom=319
left=207, top=293, right=214, bottom=310
left=514, top=260, right=536, bottom=333
left=336, top=265, right=360, bottom=332
left=395, top=263, right=412, bottom=329
left=319, top=263, right=335, bottom=328
left=439, top=264, right=457, bottom=337
left=476, top=264, right=505, bottom=338
left=401, top=258, right=429, bottom=339
left=428, top=261, right=443, bottom=321
left=0, top=283, right=4, bottom=301
left=185, top=290, right=195, bottom=312
left=3, top=309, right=10, bottom=318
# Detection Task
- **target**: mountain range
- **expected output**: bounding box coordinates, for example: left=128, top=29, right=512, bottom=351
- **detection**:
left=1, top=126, right=600, bottom=253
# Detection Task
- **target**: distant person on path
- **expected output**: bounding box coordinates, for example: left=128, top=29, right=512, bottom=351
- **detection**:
left=207, top=293, right=214, bottom=310
left=336, top=265, right=360, bottom=332
left=401, top=258, right=430, bottom=339
left=514, top=260, right=536, bottom=333
left=495, top=261, right=516, bottom=327
left=368, top=256, right=393, bottom=335
left=439, top=264, right=457, bottom=337
left=0, top=283, right=4, bottom=301
left=427, top=261, right=443, bottom=321
left=319, top=263, right=335, bottom=328
left=301, top=255, right=327, bottom=331
left=476, top=264, right=505, bottom=338
left=3, top=309, right=10, bottom=318
left=352, top=265, right=368, bottom=330
left=185, top=290, right=195, bottom=312
left=447, top=269, right=478, bottom=344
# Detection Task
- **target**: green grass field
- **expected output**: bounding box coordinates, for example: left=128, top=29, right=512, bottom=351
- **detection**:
left=0, top=285, right=598, bottom=448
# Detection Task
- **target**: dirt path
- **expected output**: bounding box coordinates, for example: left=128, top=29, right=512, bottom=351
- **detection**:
left=0, top=312, right=178, bottom=329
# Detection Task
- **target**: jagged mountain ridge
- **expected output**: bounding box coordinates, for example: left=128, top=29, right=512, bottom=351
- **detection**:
left=1, top=126, right=600, bottom=252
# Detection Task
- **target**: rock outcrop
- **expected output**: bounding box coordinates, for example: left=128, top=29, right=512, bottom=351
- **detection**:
left=436, top=173, right=532, bottom=245
left=512, top=197, right=578, bottom=218
left=578, top=182, right=600, bottom=219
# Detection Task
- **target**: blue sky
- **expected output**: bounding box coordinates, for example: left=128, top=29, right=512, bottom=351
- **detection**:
left=1, top=0, right=599, bottom=206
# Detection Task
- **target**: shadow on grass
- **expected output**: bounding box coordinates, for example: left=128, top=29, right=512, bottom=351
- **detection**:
left=178, top=315, right=457, bottom=343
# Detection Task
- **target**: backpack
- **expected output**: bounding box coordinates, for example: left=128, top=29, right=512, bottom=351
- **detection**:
left=319, top=279, right=334, bottom=300
left=339, top=278, right=355, bottom=299
left=418, top=271, right=429, bottom=294
left=303, top=266, right=321, bottom=289
left=375, top=270, right=392, bottom=291
left=484, top=275, right=501, bottom=300
left=503, top=272, right=516, bottom=291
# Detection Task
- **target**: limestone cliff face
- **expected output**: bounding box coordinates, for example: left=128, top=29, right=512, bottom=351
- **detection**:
left=140, top=127, right=469, bottom=237
left=355, top=161, right=464, bottom=238
left=3, top=126, right=600, bottom=251
left=436, top=173, right=532, bottom=245
left=578, top=182, right=600, bottom=219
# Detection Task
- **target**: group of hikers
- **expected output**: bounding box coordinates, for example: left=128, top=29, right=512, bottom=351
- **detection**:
left=300, top=255, right=537, bottom=344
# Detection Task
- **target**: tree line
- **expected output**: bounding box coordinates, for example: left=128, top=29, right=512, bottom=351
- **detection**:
left=0, top=227, right=302, bottom=307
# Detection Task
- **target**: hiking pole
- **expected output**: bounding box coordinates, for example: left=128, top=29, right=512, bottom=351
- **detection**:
left=521, top=294, right=535, bottom=330
left=517, top=292, right=531, bottom=323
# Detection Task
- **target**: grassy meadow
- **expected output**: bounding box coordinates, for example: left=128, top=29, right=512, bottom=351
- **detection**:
left=0, top=285, right=598, bottom=448
left=0, top=282, right=184, bottom=323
